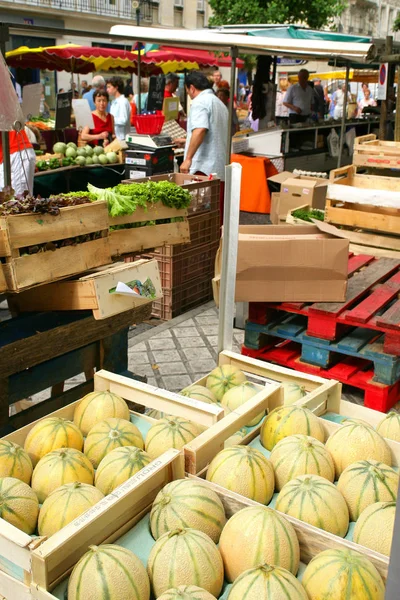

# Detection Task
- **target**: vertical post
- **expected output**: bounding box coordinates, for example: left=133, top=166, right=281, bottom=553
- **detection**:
left=271, top=56, right=278, bottom=123
left=379, top=35, right=393, bottom=141
left=138, top=48, right=142, bottom=114
left=218, top=163, right=242, bottom=354
left=0, top=24, right=11, bottom=187
left=337, top=63, right=350, bottom=169
left=226, top=46, right=238, bottom=165
left=395, top=65, right=400, bottom=141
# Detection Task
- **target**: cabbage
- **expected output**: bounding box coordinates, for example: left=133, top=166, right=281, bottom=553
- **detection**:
left=53, top=142, right=67, bottom=155
left=93, top=146, right=105, bottom=156
left=67, top=142, right=77, bottom=150
left=106, top=152, right=118, bottom=164
left=77, top=148, right=87, bottom=157
left=75, top=156, right=86, bottom=166
left=85, top=146, right=94, bottom=157
left=85, top=156, right=93, bottom=165
left=91, top=155, right=100, bottom=165
left=65, top=147, right=77, bottom=158
left=98, top=154, right=108, bottom=165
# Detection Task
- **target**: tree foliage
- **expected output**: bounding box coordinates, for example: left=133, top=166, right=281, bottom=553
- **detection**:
left=208, top=0, right=347, bottom=31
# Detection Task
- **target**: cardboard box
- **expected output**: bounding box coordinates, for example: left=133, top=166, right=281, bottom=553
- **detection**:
left=214, top=222, right=349, bottom=302
left=268, top=172, right=328, bottom=218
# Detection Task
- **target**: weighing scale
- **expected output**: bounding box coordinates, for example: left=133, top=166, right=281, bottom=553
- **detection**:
left=125, top=133, right=174, bottom=151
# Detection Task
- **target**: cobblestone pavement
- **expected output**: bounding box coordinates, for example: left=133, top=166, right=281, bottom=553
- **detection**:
left=127, top=301, right=244, bottom=392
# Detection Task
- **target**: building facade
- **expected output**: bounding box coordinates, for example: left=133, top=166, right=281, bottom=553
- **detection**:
left=335, top=0, right=400, bottom=40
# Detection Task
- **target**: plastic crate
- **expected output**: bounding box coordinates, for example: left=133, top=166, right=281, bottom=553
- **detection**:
left=132, top=113, right=165, bottom=134
left=125, top=148, right=174, bottom=179
left=152, top=274, right=214, bottom=320
left=120, top=174, right=220, bottom=215
left=137, top=241, right=219, bottom=289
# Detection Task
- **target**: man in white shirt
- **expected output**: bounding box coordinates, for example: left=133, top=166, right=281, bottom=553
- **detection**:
left=283, top=69, right=313, bottom=123
left=107, top=76, right=131, bottom=140
left=212, top=70, right=222, bottom=93
left=179, top=71, right=228, bottom=181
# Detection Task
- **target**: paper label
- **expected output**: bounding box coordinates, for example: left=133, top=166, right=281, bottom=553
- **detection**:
left=129, top=170, right=147, bottom=179
left=114, top=281, right=142, bottom=297
left=302, top=188, right=310, bottom=195
left=127, top=157, right=147, bottom=166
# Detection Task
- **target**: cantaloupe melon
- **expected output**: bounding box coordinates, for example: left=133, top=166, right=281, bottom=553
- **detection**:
left=224, top=428, right=248, bottom=448
left=260, top=406, right=324, bottom=451
left=84, top=418, right=144, bottom=468
left=38, top=482, right=104, bottom=536
left=227, top=564, right=308, bottom=600
left=206, top=365, right=247, bottom=401
left=282, top=382, right=307, bottom=405
left=206, top=445, right=274, bottom=504
left=302, top=548, right=385, bottom=600
left=325, top=422, right=391, bottom=477
left=24, top=417, right=84, bottom=466
left=157, top=586, right=215, bottom=600
left=270, top=434, right=335, bottom=491
left=376, top=411, right=400, bottom=442
left=150, top=479, right=226, bottom=543
left=218, top=505, right=300, bottom=581
left=31, top=448, right=94, bottom=503
left=68, top=544, right=150, bottom=600
left=180, top=385, right=218, bottom=404
left=145, top=417, right=199, bottom=460
left=147, top=528, right=224, bottom=598
left=74, top=390, right=130, bottom=436
left=0, top=477, right=39, bottom=534
left=353, top=501, right=396, bottom=557
left=221, top=382, right=264, bottom=426
left=95, top=446, right=151, bottom=495
left=337, top=459, right=398, bottom=520
left=0, top=440, right=33, bottom=484
left=276, top=474, right=349, bottom=537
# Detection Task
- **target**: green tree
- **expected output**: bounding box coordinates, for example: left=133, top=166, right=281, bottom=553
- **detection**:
left=208, top=0, right=347, bottom=31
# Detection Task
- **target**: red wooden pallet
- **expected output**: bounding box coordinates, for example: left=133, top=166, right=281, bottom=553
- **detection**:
left=249, top=254, right=400, bottom=356
left=242, top=340, right=400, bottom=413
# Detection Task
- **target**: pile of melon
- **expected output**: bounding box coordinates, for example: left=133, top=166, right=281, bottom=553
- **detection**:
left=204, top=405, right=399, bottom=560
left=0, top=388, right=200, bottom=539
left=67, top=476, right=387, bottom=600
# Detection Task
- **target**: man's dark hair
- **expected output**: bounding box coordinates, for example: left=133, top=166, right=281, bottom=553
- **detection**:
left=107, top=76, right=124, bottom=94
left=165, top=73, right=179, bottom=85
left=217, top=88, right=230, bottom=100
left=185, top=72, right=211, bottom=91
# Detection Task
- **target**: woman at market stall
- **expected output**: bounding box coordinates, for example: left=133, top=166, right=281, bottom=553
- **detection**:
left=107, top=76, right=131, bottom=141
left=80, top=90, right=115, bottom=147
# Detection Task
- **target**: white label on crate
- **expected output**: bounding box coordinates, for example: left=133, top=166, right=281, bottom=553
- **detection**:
left=114, top=282, right=141, bottom=297
left=129, top=170, right=147, bottom=179
left=126, top=157, right=147, bottom=166
left=302, top=188, right=310, bottom=195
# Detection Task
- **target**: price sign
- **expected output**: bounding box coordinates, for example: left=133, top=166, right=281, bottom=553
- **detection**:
left=55, top=91, right=73, bottom=129
left=147, top=75, right=165, bottom=112
left=377, top=63, right=388, bottom=101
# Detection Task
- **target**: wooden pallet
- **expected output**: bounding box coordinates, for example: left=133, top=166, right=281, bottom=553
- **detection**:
left=353, top=134, right=400, bottom=169
left=8, top=260, right=163, bottom=320
left=109, top=204, right=190, bottom=257
left=249, top=254, right=400, bottom=357
left=242, top=341, right=400, bottom=412
left=0, top=202, right=111, bottom=292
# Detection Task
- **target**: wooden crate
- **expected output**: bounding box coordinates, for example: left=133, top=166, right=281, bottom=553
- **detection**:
left=183, top=350, right=341, bottom=475
left=285, top=204, right=325, bottom=225
left=326, top=165, right=400, bottom=236
left=353, top=134, right=400, bottom=169
left=109, top=205, right=190, bottom=257
left=0, top=264, right=6, bottom=293
left=0, top=202, right=111, bottom=292
left=8, top=259, right=163, bottom=320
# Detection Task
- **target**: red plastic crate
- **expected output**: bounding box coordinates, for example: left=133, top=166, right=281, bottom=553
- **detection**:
left=132, top=113, right=165, bottom=134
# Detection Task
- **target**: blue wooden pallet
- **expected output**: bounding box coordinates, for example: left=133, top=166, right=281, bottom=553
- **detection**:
left=244, top=314, right=400, bottom=386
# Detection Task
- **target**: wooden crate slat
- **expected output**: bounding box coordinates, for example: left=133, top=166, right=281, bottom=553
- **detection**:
left=3, top=202, right=108, bottom=251
left=344, top=271, right=400, bottom=325
left=309, top=257, right=400, bottom=316
left=347, top=254, right=375, bottom=276
left=110, top=205, right=188, bottom=226
left=376, top=299, right=400, bottom=331
left=325, top=200, right=400, bottom=236
left=109, top=221, right=190, bottom=256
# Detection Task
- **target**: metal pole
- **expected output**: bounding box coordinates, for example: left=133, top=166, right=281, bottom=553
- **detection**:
left=226, top=46, right=238, bottom=164
left=218, top=162, right=242, bottom=354
left=380, top=36, right=393, bottom=141
left=138, top=48, right=142, bottom=114
left=395, top=65, right=400, bottom=142
left=271, top=56, right=277, bottom=124
left=0, top=24, right=11, bottom=187
left=337, top=63, right=350, bottom=169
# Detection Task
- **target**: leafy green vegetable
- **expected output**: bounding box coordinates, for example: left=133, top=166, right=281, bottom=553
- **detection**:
left=36, top=160, right=49, bottom=171
left=292, top=208, right=325, bottom=222
left=152, top=181, right=191, bottom=209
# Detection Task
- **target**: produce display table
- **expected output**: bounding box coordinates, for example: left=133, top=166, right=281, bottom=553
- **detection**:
left=33, top=164, right=126, bottom=196
left=0, top=303, right=151, bottom=433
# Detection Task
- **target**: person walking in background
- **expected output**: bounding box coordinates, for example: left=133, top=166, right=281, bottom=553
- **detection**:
left=80, top=80, right=89, bottom=95
left=83, top=75, right=106, bottom=111
left=107, top=76, right=131, bottom=140
left=164, top=73, right=180, bottom=98
left=132, top=79, right=149, bottom=117
left=312, top=78, right=325, bottom=119
left=333, top=83, right=351, bottom=120
left=283, top=68, right=313, bottom=123
left=212, top=69, right=222, bottom=92
left=216, top=88, right=240, bottom=134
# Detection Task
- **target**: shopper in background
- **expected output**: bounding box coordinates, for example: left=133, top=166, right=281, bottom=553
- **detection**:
left=357, top=82, right=369, bottom=103
left=251, top=55, right=274, bottom=130
left=275, top=78, right=290, bottom=124
left=312, top=78, right=325, bottom=119
left=283, top=68, right=313, bottom=123
left=107, top=76, right=131, bottom=140
left=216, top=88, right=240, bottom=134
left=212, top=69, right=222, bottom=92
left=132, top=79, right=149, bottom=118
left=0, top=129, right=36, bottom=195
left=81, top=89, right=115, bottom=147
left=124, top=79, right=134, bottom=99
left=164, top=73, right=180, bottom=98
left=80, top=80, right=89, bottom=95
left=83, top=75, right=107, bottom=111
left=357, top=87, right=377, bottom=117
left=333, top=83, right=351, bottom=120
